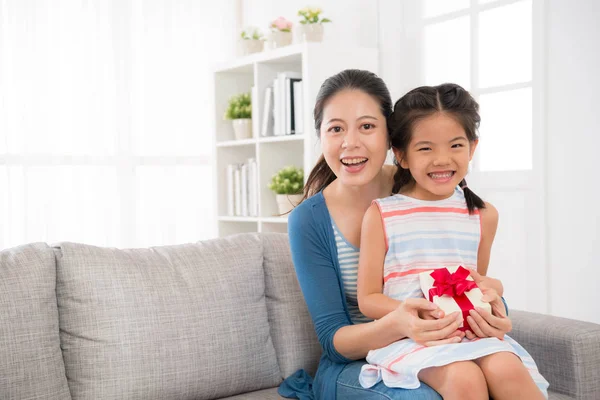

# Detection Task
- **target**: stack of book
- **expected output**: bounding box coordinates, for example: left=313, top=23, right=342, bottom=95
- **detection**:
left=226, top=158, right=258, bottom=217
left=261, top=71, right=304, bottom=137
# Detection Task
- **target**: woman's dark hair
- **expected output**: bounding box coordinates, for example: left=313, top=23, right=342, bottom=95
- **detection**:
left=301, top=69, right=393, bottom=202
left=388, top=83, right=485, bottom=214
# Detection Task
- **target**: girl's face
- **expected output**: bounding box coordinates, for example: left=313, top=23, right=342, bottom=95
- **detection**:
left=394, top=112, right=477, bottom=200
left=320, top=89, right=388, bottom=188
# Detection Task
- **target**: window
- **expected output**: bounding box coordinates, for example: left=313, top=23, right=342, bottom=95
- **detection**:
left=0, top=1, right=236, bottom=249
left=410, top=0, right=535, bottom=172
left=399, top=0, right=547, bottom=312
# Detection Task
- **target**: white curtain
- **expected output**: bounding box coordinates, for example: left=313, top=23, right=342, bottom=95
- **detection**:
left=0, top=0, right=238, bottom=249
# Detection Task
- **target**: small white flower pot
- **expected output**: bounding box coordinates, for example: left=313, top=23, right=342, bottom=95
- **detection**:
left=297, top=23, right=324, bottom=43
left=232, top=119, right=252, bottom=140
left=241, top=39, right=264, bottom=55
left=270, top=31, right=293, bottom=48
left=275, top=193, right=303, bottom=215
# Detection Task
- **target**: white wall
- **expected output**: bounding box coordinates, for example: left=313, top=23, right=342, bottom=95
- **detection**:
left=239, top=0, right=600, bottom=324
left=546, top=0, right=600, bottom=323
left=240, top=0, right=409, bottom=100
left=240, top=0, right=377, bottom=48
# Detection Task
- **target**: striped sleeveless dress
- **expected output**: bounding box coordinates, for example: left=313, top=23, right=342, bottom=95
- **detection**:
left=358, top=188, right=549, bottom=396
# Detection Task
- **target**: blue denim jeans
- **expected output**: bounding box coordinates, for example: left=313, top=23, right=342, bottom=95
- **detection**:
left=336, top=361, right=442, bottom=400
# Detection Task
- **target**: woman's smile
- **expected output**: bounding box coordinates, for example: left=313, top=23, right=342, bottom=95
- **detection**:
left=320, top=89, right=388, bottom=186
left=340, top=156, right=369, bottom=173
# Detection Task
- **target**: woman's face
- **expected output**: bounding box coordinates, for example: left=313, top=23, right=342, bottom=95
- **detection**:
left=320, top=89, right=388, bottom=188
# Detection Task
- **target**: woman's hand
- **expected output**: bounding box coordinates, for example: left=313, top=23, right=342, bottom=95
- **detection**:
left=390, top=298, right=465, bottom=347
left=464, top=288, right=512, bottom=340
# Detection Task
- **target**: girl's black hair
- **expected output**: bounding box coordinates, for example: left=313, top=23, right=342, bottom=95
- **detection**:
left=387, top=83, right=485, bottom=214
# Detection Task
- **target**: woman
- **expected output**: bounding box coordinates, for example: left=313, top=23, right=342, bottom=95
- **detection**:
left=279, top=70, right=511, bottom=399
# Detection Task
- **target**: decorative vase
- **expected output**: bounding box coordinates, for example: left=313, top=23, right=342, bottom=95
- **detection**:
left=241, top=39, right=264, bottom=55
left=270, top=31, right=293, bottom=48
left=232, top=119, right=252, bottom=140
left=297, top=23, right=324, bottom=43
left=275, top=193, right=303, bottom=215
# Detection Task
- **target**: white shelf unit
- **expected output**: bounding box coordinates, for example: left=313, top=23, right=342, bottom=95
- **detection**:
left=213, top=42, right=378, bottom=237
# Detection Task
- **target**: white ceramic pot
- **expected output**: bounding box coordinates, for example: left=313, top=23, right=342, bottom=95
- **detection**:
left=270, top=31, right=293, bottom=48
left=241, top=39, right=264, bottom=55
left=297, top=23, right=324, bottom=42
left=232, top=119, right=252, bottom=140
left=275, top=193, right=303, bottom=215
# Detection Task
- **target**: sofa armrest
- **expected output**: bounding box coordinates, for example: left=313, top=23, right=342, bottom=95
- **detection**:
left=509, top=310, right=600, bottom=399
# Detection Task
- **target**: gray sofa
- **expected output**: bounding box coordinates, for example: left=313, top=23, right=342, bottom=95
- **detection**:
left=1, top=233, right=599, bottom=400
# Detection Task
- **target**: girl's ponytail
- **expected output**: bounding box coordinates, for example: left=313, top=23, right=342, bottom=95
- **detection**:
left=391, top=164, right=413, bottom=195
left=459, top=178, right=485, bottom=214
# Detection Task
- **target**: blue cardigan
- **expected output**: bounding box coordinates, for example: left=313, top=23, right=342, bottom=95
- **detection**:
left=278, top=191, right=508, bottom=399
left=278, top=192, right=352, bottom=399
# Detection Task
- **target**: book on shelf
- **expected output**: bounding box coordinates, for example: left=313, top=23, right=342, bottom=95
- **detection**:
left=260, top=86, right=273, bottom=137
left=293, top=80, right=304, bottom=135
left=272, top=71, right=303, bottom=136
left=234, top=167, right=241, bottom=216
left=226, top=164, right=235, bottom=216
left=240, top=163, right=248, bottom=217
left=285, top=76, right=302, bottom=135
left=247, top=158, right=258, bottom=217
left=226, top=159, right=259, bottom=218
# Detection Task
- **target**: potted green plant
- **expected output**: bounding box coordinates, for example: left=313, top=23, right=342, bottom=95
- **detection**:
left=240, top=26, right=265, bottom=55
left=297, top=6, right=331, bottom=42
left=269, top=16, right=293, bottom=48
left=268, top=165, right=304, bottom=214
left=224, top=92, right=252, bottom=140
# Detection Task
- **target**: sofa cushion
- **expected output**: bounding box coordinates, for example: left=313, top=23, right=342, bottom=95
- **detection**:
left=55, top=234, right=281, bottom=400
left=510, top=310, right=600, bottom=399
left=0, top=243, right=72, bottom=400
left=261, top=233, right=321, bottom=377
left=222, top=387, right=283, bottom=399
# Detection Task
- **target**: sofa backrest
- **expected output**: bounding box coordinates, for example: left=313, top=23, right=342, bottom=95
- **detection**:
left=0, top=243, right=72, bottom=400
left=1, top=233, right=321, bottom=400
left=53, top=234, right=283, bottom=400
left=261, top=233, right=321, bottom=377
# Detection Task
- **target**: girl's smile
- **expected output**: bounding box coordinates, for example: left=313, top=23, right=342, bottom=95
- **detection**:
left=428, top=170, right=456, bottom=183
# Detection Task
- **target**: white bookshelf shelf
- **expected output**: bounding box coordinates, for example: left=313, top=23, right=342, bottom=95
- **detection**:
left=261, top=216, right=288, bottom=223
left=214, top=44, right=305, bottom=73
left=259, top=134, right=303, bottom=143
left=216, top=138, right=257, bottom=147
left=213, top=43, right=378, bottom=237
left=218, top=216, right=259, bottom=222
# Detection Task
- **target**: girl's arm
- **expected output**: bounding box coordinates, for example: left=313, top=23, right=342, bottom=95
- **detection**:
left=288, top=202, right=403, bottom=361
left=355, top=203, right=464, bottom=346
left=465, top=202, right=513, bottom=339
left=289, top=201, right=460, bottom=360
left=476, top=202, right=504, bottom=296
left=357, top=203, right=402, bottom=320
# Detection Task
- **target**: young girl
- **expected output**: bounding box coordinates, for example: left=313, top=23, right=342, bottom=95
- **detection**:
left=356, top=83, right=549, bottom=399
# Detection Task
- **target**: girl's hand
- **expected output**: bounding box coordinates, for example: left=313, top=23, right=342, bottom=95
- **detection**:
left=391, top=298, right=465, bottom=347
left=464, top=288, right=512, bottom=340
left=469, top=269, right=504, bottom=296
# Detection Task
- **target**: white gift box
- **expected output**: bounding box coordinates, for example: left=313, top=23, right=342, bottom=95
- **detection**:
left=418, top=266, right=491, bottom=330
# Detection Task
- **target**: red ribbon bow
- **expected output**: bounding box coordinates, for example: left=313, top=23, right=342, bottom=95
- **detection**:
left=428, top=266, right=478, bottom=332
